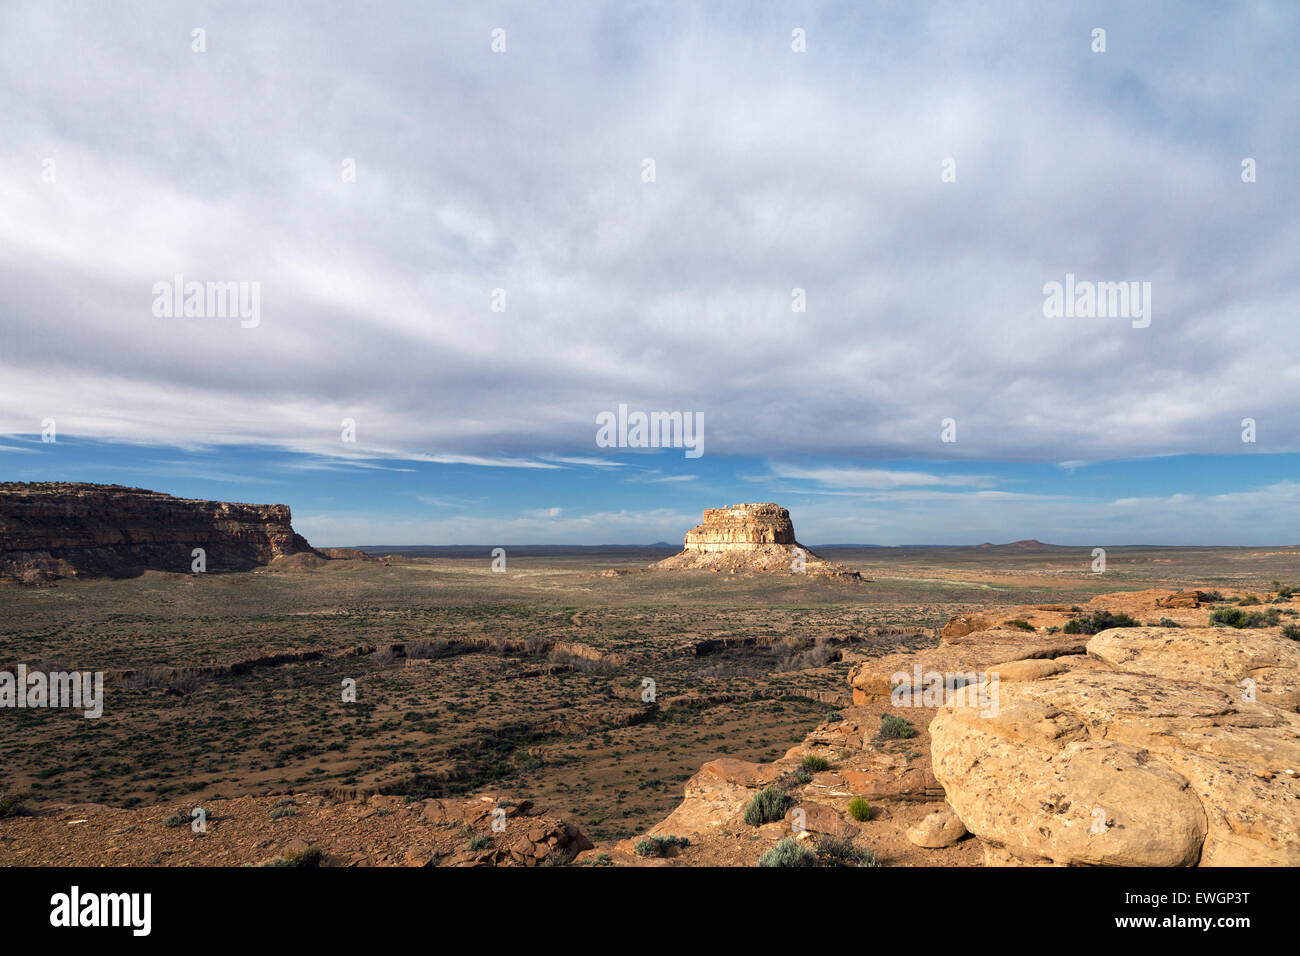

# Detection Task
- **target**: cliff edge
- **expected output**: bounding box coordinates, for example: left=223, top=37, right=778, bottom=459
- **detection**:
left=0, top=482, right=319, bottom=583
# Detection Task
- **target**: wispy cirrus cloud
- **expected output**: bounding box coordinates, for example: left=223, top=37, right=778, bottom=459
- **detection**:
left=540, top=455, right=627, bottom=469
left=754, top=464, right=997, bottom=490
left=280, top=457, right=416, bottom=473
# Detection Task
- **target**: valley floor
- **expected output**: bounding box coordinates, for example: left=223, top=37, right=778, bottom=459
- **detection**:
left=2, top=543, right=1297, bottom=865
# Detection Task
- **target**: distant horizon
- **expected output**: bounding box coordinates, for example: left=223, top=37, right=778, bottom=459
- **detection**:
left=4, top=439, right=1300, bottom=548
left=5, top=4, right=1300, bottom=551
left=340, top=541, right=1300, bottom=552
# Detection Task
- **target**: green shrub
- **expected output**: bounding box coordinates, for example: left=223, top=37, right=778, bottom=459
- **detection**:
left=800, top=754, right=831, bottom=773
left=468, top=834, right=494, bottom=851
left=847, top=797, right=872, bottom=822
left=163, top=813, right=184, bottom=828
left=1282, top=624, right=1300, bottom=641
left=1004, top=619, right=1035, bottom=631
left=758, top=835, right=879, bottom=868
left=878, top=714, right=915, bottom=740
left=1237, top=595, right=1261, bottom=606
left=777, top=768, right=813, bottom=788
left=1062, top=610, right=1140, bottom=635
left=269, top=807, right=296, bottom=819
left=0, top=788, right=29, bottom=819
left=1201, top=590, right=1225, bottom=603
left=634, top=834, right=689, bottom=857
left=813, top=835, right=880, bottom=867
left=744, top=787, right=794, bottom=826
left=1209, top=607, right=1248, bottom=627
left=261, top=845, right=323, bottom=867
left=1210, top=607, right=1281, bottom=629
left=757, top=837, right=816, bottom=867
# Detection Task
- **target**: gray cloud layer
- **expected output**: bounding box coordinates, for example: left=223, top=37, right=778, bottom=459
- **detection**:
left=2, top=1, right=1297, bottom=463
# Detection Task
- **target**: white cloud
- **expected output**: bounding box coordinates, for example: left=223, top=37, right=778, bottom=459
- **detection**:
left=0, top=3, right=1296, bottom=468
left=760, top=464, right=996, bottom=490
left=540, top=455, right=627, bottom=469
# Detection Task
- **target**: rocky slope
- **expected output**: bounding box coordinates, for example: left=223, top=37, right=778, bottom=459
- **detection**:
left=651, top=503, right=862, bottom=578
left=634, top=585, right=1300, bottom=866
left=0, top=482, right=319, bottom=583
left=0, top=792, right=591, bottom=867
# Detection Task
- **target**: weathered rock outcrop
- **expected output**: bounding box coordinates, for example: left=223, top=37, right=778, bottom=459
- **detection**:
left=930, top=621, right=1300, bottom=866
left=0, top=482, right=319, bottom=582
left=318, top=547, right=380, bottom=561
left=651, top=503, right=862, bottom=578
left=644, top=586, right=1300, bottom=866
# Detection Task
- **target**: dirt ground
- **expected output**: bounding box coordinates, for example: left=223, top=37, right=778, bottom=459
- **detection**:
left=3, top=542, right=1297, bottom=864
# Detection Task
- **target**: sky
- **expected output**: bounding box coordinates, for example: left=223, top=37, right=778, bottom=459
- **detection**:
left=1, top=2, right=1298, bottom=546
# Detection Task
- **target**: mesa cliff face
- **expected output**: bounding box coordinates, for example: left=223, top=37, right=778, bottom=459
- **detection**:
left=683, top=502, right=796, bottom=550
left=652, top=502, right=861, bottom=578
left=0, top=482, right=319, bottom=582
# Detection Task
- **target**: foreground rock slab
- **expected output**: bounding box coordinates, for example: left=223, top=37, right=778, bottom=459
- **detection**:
left=931, top=624, right=1300, bottom=866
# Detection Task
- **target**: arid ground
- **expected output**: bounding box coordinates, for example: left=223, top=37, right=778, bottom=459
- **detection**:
left=2, top=543, right=1298, bottom=863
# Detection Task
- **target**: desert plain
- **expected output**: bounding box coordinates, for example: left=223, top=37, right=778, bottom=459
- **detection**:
left=3, top=537, right=1298, bottom=867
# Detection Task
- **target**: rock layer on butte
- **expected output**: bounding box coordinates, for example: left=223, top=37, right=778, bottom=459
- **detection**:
left=0, top=482, right=320, bottom=582
left=651, top=503, right=861, bottom=578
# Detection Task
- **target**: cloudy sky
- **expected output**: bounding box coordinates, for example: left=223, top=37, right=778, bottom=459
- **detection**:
left=2, top=2, right=1297, bottom=545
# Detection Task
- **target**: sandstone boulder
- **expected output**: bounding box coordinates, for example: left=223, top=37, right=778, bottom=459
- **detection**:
left=906, top=808, right=967, bottom=848
left=931, top=625, right=1300, bottom=866
left=849, top=629, right=1087, bottom=702
left=508, top=822, right=592, bottom=866
left=785, top=802, right=858, bottom=838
